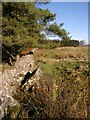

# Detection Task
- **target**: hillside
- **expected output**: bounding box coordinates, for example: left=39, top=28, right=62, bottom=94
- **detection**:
left=1, top=46, right=89, bottom=119
left=34, top=46, right=89, bottom=118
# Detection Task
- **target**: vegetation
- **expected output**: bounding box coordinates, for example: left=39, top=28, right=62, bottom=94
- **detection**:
left=1, top=2, right=89, bottom=119
left=34, top=46, right=88, bottom=62
left=2, top=2, right=56, bottom=55
left=46, top=22, right=70, bottom=40
left=60, top=39, right=79, bottom=47
left=2, top=47, right=89, bottom=119
left=2, top=2, right=76, bottom=62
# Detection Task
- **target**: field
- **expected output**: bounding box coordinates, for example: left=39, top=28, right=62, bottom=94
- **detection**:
left=33, top=46, right=89, bottom=118
left=1, top=46, right=90, bottom=118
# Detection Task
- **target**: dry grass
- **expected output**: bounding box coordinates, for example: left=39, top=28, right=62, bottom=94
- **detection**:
left=34, top=46, right=88, bottom=62
left=34, top=47, right=89, bottom=70
left=2, top=46, right=89, bottom=119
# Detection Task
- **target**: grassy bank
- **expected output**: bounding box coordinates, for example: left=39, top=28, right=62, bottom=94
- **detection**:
left=2, top=46, right=89, bottom=118
left=34, top=46, right=89, bottom=118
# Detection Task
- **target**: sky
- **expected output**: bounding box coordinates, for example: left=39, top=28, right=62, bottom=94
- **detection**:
left=39, top=2, right=88, bottom=44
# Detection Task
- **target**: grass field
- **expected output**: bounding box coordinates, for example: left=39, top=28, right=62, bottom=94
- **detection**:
left=2, top=46, right=90, bottom=118
left=34, top=46, right=88, bottom=63
left=33, top=46, right=89, bottom=118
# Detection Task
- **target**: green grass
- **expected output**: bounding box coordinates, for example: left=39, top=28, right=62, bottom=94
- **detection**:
left=0, top=63, right=12, bottom=71
left=36, top=60, right=89, bottom=118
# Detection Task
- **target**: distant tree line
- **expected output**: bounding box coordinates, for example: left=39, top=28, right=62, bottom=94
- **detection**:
left=60, top=40, right=79, bottom=47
